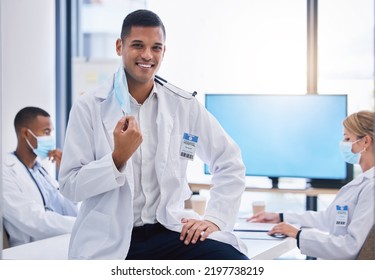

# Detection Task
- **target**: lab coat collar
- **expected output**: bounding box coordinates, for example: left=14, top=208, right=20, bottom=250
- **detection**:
left=93, top=75, right=115, bottom=100
left=347, top=166, right=375, bottom=187
left=363, top=166, right=375, bottom=179
left=98, top=75, right=134, bottom=195
left=31, top=160, right=42, bottom=171
left=99, top=75, right=123, bottom=150
left=4, top=152, right=40, bottom=169
left=128, top=84, right=158, bottom=106
left=4, top=152, right=20, bottom=167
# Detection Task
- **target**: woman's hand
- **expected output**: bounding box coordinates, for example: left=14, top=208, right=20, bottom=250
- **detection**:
left=246, top=211, right=280, bottom=223
left=268, top=222, right=299, bottom=238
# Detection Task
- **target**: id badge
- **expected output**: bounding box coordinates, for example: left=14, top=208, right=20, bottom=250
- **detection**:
left=180, top=133, right=198, bottom=160
left=335, top=205, right=348, bottom=227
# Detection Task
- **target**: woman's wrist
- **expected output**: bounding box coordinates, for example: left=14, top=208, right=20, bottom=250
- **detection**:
left=296, top=229, right=302, bottom=248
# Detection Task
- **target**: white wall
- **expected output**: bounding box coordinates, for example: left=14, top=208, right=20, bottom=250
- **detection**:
left=1, top=0, right=56, bottom=156
left=1, top=2, right=56, bottom=249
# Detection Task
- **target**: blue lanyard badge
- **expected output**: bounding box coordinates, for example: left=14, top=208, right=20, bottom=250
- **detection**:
left=180, top=133, right=198, bottom=160
left=335, top=205, right=348, bottom=227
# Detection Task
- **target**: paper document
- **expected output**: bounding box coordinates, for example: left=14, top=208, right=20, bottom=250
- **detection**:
left=234, top=221, right=300, bottom=240
left=234, top=231, right=283, bottom=240
left=234, top=222, right=287, bottom=240
left=234, top=222, right=277, bottom=232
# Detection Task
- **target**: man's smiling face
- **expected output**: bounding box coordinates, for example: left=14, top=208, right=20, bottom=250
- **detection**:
left=117, top=26, right=166, bottom=87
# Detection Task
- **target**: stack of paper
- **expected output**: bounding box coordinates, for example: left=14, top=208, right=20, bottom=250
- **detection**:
left=234, top=222, right=276, bottom=232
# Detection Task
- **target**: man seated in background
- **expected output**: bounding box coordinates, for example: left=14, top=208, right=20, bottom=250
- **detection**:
left=3, top=106, right=78, bottom=247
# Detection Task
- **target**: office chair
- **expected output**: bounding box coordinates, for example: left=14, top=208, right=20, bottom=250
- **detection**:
left=356, top=224, right=375, bottom=260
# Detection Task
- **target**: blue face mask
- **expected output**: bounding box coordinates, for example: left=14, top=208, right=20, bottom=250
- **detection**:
left=26, top=129, right=56, bottom=159
left=339, top=138, right=363, bottom=165
left=114, top=63, right=131, bottom=115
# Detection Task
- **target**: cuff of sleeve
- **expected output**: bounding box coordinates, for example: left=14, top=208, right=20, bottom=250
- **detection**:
left=111, top=156, right=127, bottom=185
left=203, top=215, right=225, bottom=231
left=279, top=213, right=284, bottom=222
left=296, top=229, right=302, bottom=248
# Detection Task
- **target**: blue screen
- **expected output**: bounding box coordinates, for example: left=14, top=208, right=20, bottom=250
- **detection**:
left=205, top=94, right=348, bottom=180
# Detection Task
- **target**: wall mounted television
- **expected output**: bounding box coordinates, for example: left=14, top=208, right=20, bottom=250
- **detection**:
left=204, top=94, right=353, bottom=189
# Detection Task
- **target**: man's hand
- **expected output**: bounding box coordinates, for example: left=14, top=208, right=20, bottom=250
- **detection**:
left=180, top=218, right=219, bottom=245
left=112, top=116, right=142, bottom=170
left=48, top=149, right=62, bottom=171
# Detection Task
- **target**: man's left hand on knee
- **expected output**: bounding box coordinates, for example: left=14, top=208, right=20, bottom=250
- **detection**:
left=180, top=218, right=219, bottom=245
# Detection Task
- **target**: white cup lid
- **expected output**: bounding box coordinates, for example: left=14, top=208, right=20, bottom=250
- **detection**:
left=252, top=201, right=265, bottom=206
left=190, top=195, right=207, bottom=201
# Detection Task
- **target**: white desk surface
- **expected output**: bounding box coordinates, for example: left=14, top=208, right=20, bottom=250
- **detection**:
left=2, top=234, right=70, bottom=260
left=2, top=232, right=295, bottom=260
left=242, top=237, right=296, bottom=260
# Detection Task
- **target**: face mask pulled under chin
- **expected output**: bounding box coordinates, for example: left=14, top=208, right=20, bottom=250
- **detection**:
left=339, top=139, right=363, bottom=165
left=26, top=129, right=56, bottom=159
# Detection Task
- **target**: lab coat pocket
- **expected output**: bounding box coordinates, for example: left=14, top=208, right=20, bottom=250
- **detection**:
left=70, top=209, right=110, bottom=258
left=169, top=135, right=189, bottom=178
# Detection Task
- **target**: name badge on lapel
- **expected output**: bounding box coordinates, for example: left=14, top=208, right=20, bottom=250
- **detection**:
left=180, top=133, right=198, bottom=160
left=335, top=205, right=348, bottom=227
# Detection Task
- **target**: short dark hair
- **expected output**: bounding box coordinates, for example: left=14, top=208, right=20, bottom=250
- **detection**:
left=120, top=9, right=166, bottom=41
left=14, top=106, right=50, bottom=135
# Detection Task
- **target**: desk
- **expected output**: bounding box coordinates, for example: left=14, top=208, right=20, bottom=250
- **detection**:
left=2, top=233, right=295, bottom=260
left=2, top=234, right=70, bottom=260
left=240, top=236, right=296, bottom=260
left=189, top=183, right=339, bottom=211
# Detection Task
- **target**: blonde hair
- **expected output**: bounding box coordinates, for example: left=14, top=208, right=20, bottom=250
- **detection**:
left=343, top=111, right=374, bottom=141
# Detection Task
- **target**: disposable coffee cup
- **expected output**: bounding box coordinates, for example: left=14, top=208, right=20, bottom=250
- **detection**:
left=252, top=201, right=266, bottom=214
left=190, top=194, right=207, bottom=216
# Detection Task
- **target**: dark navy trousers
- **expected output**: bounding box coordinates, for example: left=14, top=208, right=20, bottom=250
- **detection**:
left=125, top=223, right=249, bottom=260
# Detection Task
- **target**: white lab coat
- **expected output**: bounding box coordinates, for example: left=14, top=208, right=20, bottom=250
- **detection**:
left=59, top=75, right=247, bottom=259
left=3, top=153, right=77, bottom=247
left=285, top=167, right=375, bottom=259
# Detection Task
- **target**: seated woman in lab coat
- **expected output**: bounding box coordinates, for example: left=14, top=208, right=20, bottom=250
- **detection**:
left=248, top=110, right=374, bottom=259
left=3, top=107, right=78, bottom=247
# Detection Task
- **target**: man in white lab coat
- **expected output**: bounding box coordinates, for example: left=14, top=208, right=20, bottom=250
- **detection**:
left=59, top=9, right=248, bottom=260
left=3, top=107, right=78, bottom=247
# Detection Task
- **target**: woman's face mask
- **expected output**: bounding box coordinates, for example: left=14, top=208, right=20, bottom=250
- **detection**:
left=339, top=138, right=364, bottom=165
left=26, top=129, right=56, bottom=159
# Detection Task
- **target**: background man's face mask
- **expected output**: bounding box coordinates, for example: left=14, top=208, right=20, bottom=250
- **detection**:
left=26, top=129, right=56, bottom=159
